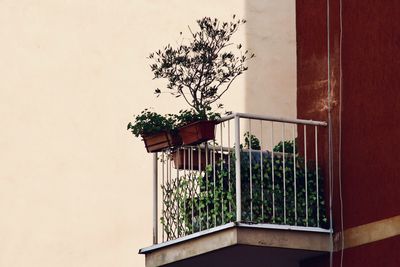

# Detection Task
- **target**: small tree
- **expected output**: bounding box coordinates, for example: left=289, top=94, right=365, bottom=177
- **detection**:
left=149, top=16, right=254, bottom=119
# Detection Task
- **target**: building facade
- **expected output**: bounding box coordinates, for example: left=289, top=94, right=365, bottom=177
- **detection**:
left=140, top=1, right=400, bottom=266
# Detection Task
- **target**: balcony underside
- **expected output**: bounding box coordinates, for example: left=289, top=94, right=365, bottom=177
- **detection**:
left=140, top=223, right=331, bottom=267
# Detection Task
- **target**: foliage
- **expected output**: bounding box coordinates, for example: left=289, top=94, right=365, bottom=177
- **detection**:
left=161, top=156, right=235, bottom=238
left=127, top=109, right=177, bottom=137
left=239, top=151, right=327, bottom=227
left=273, top=139, right=297, bottom=153
left=175, top=109, right=221, bottom=127
left=161, top=137, right=328, bottom=240
left=149, top=16, right=254, bottom=119
left=243, top=131, right=261, bottom=150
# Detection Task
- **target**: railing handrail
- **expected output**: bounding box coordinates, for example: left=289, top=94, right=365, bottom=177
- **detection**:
left=218, top=112, right=327, bottom=127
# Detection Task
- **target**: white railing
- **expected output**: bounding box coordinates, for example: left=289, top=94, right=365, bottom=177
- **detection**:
left=152, top=112, right=328, bottom=244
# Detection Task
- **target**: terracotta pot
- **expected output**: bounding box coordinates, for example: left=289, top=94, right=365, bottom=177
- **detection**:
left=142, top=131, right=182, bottom=153
left=172, top=149, right=207, bottom=170
left=172, top=148, right=229, bottom=171
left=178, top=120, right=216, bottom=145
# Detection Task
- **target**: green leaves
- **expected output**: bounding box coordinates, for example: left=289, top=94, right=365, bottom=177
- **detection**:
left=174, top=108, right=221, bottom=127
left=273, top=139, right=297, bottom=153
left=161, top=139, right=328, bottom=241
left=148, top=17, right=254, bottom=117
left=127, top=109, right=178, bottom=137
left=154, top=88, right=161, bottom=97
left=244, top=131, right=261, bottom=150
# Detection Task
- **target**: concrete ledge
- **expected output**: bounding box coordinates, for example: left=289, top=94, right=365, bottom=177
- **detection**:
left=238, top=227, right=331, bottom=252
left=140, top=223, right=331, bottom=267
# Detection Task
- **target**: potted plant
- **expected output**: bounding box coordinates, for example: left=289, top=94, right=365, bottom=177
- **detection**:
left=171, top=109, right=220, bottom=170
left=127, top=109, right=181, bottom=153
left=175, top=109, right=220, bottom=145
left=149, top=16, right=254, bottom=145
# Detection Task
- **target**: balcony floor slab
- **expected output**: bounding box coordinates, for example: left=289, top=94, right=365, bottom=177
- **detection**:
left=139, top=223, right=331, bottom=267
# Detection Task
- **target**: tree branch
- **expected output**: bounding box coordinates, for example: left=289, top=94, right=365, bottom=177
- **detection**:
left=207, top=72, right=242, bottom=105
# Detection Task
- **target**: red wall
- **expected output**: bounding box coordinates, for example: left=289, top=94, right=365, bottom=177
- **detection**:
left=339, top=0, right=400, bottom=229
left=296, top=0, right=400, bottom=266
left=296, top=0, right=341, bottom=229
left=301, top=236, right=400, bottom=267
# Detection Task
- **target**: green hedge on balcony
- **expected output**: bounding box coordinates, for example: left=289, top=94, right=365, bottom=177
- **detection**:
left=161, top=141, right=328, bottom=240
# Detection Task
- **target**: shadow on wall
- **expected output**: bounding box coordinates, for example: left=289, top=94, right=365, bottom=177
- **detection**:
left=245, top=0, right=297, bottom=118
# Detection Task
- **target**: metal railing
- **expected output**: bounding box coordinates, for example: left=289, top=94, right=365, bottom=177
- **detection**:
left=152, top=112, right=328, bottom=244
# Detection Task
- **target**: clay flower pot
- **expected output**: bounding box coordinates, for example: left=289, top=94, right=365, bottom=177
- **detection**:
left=172, top=148, right=229, bottom=171
left=172, top=149, right=207, bottom=170
left=142, top=131, right=182, bottom=153
left=178, top=120, right=216, bottom=145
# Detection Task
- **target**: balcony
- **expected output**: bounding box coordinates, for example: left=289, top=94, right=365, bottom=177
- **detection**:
left=139, top=113, right=332, bottom=267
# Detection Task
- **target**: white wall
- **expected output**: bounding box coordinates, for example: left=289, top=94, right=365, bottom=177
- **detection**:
left=0, top=1, right=296, bottom=266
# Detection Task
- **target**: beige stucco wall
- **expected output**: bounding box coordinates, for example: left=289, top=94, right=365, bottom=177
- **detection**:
left=246, top=1, right=297, bottom=117
left=0, top=1, right=296, bottom=266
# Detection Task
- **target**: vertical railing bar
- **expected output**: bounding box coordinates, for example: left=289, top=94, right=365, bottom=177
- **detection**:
left=293, top=125, right=297, bottom=226
left=183, top=148, right=187, bottom=234
left=169, top=152, right=172, bottom=182
left=260, top=120, right=264, bottom=222
left=271, top=122, right=275, bottom=222
left=234, top=115, right=241, bottom=222
left=282, top=123, right=286, bottom=224
left=304, top=126, right=308, bottom=227
left=153, top=153, right=158, bottom=244
left=213, top=137, right=216, bottom=227
left=190, top=147, right=194, bottom=234
left=209, top=146, right=213, bottom=227
left=162, top=152, right=165, bottom=242
left=169, top=153, right=174, bottom=239
left=198, top=145, right=202, bottom=231
left=183, top=148, right=186, bottom=173
left=315, top=126, right=320, bottom=227
left=220, top=123, right=224, bottom=224
left=165, top=153, right=170, bottom=240
left=205, top=145, right=209, bottom=229
left=249, top=119, right=253, bottom=222
left=176, top=149, right=180, bottom=237
left=228, top=120, right=232, bottom=215
left=166, top=153, right=169, bottom=240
